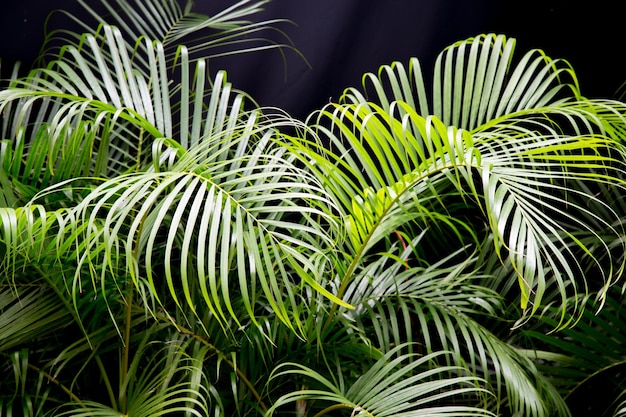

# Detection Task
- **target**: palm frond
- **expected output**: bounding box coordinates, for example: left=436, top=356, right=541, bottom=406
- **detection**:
left=0, top=288, right=71, bottom=352
left=301, top=33, right=626, bottom=328
left=614, top=394, right=626, bottom=417
left=56, top=331, right=212, bottom=417
left=0, top=29, right=164, bottom=191
left=339, top=239, right=568, bottom=416
left=0, top=24, right=296, bottom=190
left=46, top=0, right=293, bottom=68
left=521, top=289, right=626, bottom=403
left=346, top=34, right=580, bottom=131
left=268, top=345, right=495, bottom=417
left=0, top=109, right=343, bottom=336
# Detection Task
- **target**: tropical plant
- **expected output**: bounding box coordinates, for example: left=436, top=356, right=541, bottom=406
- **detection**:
left=2, top=1, right=626, bottom=416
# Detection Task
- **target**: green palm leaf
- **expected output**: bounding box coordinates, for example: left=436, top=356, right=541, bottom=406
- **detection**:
left=348, top=34, right=579, bottom=130
left=0, top=288, right=71, bottom=352
left=301, top=33, right=626, bottom=327
left=1, top=117, right=343, bottom=335
left=0, top=29, right=162, bottom=192
left=61, top=134, right=342, bottom=331
left=268, top=345, right=495, bottom=417
left=0, top=22, right=296, bottom=188
left=341, top=240, right=568, bottom=416
left=55, top=331, right=212, bottom=417
left=51, top=0, right=293, bottom=69
left=520, top=289, right=626, bottom=414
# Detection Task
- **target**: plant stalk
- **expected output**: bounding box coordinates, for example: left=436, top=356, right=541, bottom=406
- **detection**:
left=120, top=282, right=133, bottom=414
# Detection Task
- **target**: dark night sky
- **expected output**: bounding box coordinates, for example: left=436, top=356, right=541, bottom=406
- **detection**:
left=1, top=1, right=625, bottom=121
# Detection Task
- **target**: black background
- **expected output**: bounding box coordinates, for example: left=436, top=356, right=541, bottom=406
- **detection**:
left=1, top=0, right=625, bottom=121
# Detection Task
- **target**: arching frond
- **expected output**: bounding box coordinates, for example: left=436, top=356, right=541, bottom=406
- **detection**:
left=56, top=331, right=213, bottom=417
left=340, top=240, right=568, bottom=416
left=0, top=25, right=288, bottom=198
left=301, top=33, right=626, bottom=328
left=345, top=34, right=580, bottom=131
left=0, top=108, right=343, bottom=336
left=268, top=346, right=495, bottom=417
left=521, top=289, right=626, bottom=408
left=0, top=288, right=71, bottom=353
left=46, top=0, right=293, bottom=68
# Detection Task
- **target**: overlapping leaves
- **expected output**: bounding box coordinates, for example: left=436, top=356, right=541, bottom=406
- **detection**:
left=304, top=34, right=626, bottom=327
left=0, top=22, right=344, bottom=335
left=2, top=3, right=626, bottom=414
left=268, top=346, right=495, bottom=417
left=288, top=33, right=626, bottom=416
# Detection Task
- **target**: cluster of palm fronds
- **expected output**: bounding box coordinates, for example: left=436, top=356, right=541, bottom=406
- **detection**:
left=2, top=1, right=626, bottom=416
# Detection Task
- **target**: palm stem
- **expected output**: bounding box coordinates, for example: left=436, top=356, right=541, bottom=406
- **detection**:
left=312, top=403, right=355, bottom=417
left=173, top=322, right=269, bottom=412
left=26, top=362, right=82, bottom=404
left=120, top=282, right=133, bottom=414
left=95, top=355, right=118, bottom=411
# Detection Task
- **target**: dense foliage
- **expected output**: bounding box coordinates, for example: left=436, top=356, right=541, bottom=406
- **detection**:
left=2, top=1, right=626, bottom=416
